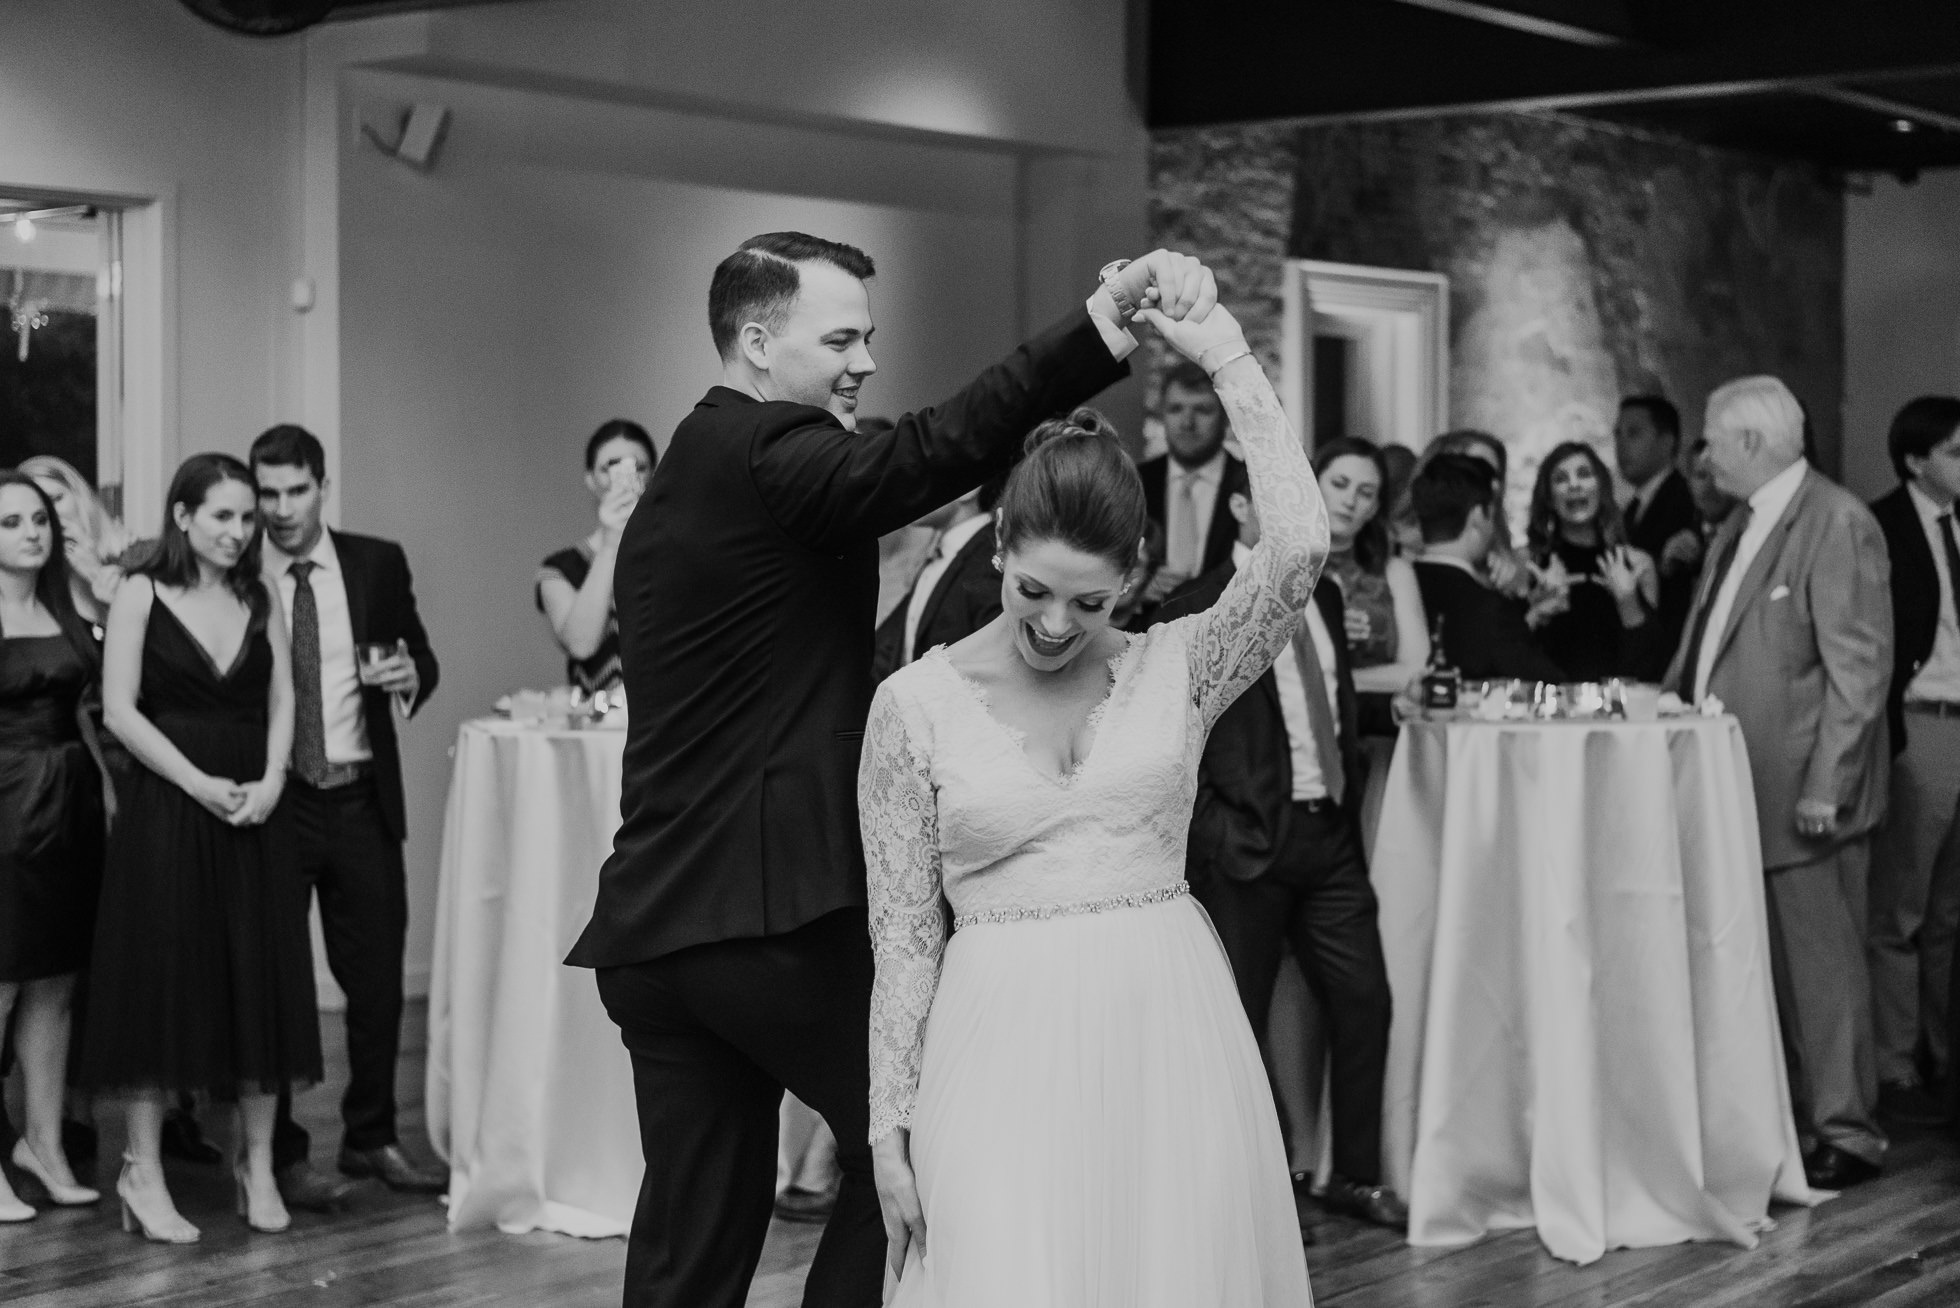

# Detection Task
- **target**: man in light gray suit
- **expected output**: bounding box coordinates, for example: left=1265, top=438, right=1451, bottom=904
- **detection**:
left=1666, top=375, right=1895, bottom=1189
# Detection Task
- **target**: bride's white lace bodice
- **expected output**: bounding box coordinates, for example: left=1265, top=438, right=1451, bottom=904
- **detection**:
left=858, top=359, right=1326, bottom=1144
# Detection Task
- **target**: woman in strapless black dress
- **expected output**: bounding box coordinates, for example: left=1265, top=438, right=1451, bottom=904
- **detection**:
left=79, top=453, right=319, bottom=1244
left=0, top=472, right=109, bottom=1221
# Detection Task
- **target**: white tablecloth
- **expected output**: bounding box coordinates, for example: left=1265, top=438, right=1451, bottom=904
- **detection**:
left=427, top=718, right=640, bottom=1236
left=1370, top=716, right=1819, bottom=1264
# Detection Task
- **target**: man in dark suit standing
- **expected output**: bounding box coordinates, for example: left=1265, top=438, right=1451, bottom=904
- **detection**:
left=1868, top=396, right=1960, bottom=1128
left=1134, top=361, right=1247, bottom=618
left=1407, top=453, right=1566, bottom=684
left=1665, top=376, right=1893, bottom=1189
left=869, top=478, right=1003, bottom=683
left=1616, top=395, right=1702, bottom=677
left=250, top=425, right=444, bottom=1208
left=565, top=232, right=1216, bottom=1308
left=1158, top=487, right=1404, bottom=1231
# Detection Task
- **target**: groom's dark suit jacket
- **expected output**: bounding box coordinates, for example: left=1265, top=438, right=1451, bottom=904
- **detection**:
left=328, top=529, right=439, bottom=842
left=1158, top=561, right=1359, bottom=887
left=568, top=311, right=1127, bottom=969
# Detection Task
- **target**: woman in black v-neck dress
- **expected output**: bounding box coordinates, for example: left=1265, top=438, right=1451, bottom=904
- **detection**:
left=79, top=454, right=318, bottom=1244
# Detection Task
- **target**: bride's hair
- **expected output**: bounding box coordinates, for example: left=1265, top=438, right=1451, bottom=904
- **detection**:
left=995, top=407, right=1146, bottom=572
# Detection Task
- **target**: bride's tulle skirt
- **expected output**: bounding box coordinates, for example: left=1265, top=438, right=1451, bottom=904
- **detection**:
left=888, top=894, right=1314, bottom=1307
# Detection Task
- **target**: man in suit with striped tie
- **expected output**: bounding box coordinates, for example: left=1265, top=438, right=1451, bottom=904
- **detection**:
left=1157, top=486, right=1403, bottom=1232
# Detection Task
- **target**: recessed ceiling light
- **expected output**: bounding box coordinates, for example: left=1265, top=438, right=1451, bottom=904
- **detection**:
left=1892, top=118, right=1917, bottom=133
left=11, top=216, right=33, bottom=243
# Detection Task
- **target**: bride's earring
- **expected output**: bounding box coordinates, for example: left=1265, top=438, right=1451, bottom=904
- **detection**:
left=991, top=553, right=1004, bottom=573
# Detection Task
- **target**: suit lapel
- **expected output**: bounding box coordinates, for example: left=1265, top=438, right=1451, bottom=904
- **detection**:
left=914, top=526, right=985, bottom=653
left=1709, top=472, right=1812, bottom=673
left=334, top=531, right=371, bottom=644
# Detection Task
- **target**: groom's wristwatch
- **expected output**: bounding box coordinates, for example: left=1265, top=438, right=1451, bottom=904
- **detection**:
left=1097, top=259, right=1139, bottom=322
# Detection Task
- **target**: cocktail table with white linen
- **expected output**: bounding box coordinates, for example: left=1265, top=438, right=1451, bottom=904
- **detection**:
left=1370, top=714, right=1820, bottom=1264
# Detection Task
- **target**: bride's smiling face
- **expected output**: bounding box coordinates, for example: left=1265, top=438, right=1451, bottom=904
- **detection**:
left=1001, top=538, right=1128, bottom=673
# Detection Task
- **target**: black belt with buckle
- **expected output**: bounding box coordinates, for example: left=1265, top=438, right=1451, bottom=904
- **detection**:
left=298, top=760, right=373, bottom=791
left=1292, top=796, right=1342, bottom=815
left=1905, top=700, right=1960, bottom=719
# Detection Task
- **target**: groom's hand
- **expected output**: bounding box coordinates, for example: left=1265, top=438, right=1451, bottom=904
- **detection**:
left=1092, top=250, right=1218, bottom=325
left=873, top=1129, right=927, bottom=1278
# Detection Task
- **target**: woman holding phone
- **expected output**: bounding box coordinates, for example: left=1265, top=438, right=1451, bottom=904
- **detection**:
left=536, top=419, right=655, bottom=693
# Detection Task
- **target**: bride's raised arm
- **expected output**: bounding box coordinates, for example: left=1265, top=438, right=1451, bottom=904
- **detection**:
left=858, top=681, right=947, bottom=1146
left=1141, top=305, right=1329, bottom=727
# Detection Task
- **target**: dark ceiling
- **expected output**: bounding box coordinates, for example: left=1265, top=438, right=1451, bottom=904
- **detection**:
left=1147, top=0, right=1960, bottom=176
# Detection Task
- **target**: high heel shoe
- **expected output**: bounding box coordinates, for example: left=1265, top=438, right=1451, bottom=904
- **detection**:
left=11, top=1138, right=100, bottom=1206
left=116, top=1154, right=199, bottom=1244
left=233, top=1165, right=291, bottom=1234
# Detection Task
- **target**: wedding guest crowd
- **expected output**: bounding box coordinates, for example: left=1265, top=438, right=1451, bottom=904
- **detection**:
left=0, top=425, right=443, bottom=1240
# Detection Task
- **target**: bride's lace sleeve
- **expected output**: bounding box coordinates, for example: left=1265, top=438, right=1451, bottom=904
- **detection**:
left=859, top=680, right=947, bottom=1145
left=1175, top=357, right=1330, bottom=729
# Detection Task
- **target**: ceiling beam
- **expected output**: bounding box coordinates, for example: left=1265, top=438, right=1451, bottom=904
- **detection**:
left=1381, top=0, right=1639, bottom=49
left=1802, top=84, right=1960, bottom=135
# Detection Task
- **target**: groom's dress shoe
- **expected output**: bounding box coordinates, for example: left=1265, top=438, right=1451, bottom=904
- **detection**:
left=338, top=1144, right=446, bottom=1194
left=1803, top=1144, right=1880, bottom=1190
left=1319, top=1175, right=1409, bottom=1230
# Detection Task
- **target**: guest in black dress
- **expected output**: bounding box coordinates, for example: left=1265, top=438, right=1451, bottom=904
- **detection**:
left=0, top=473, right=109, bottom=1220
left=536, top=419, right=656, bottom=692
left=1523, top=440, right=1661, bottom=681
left=79, top=453, right=320, bottom=1244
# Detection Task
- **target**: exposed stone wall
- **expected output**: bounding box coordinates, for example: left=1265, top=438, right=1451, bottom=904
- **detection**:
left=1150, top=113, right=1846, bottom=500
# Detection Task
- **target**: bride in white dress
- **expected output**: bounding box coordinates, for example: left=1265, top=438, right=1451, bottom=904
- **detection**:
left=859, top=302, right=1327, bottom=1306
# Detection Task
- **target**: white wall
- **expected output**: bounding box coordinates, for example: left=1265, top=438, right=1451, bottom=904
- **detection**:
left=2, top=0, right=1146, bottom=1001
left=0, top=0, right=305, bottom=483
left=1844, top=171, right=1960, bottom=502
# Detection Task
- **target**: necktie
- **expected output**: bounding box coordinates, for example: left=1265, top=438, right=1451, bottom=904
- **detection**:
left=899, top=534, right=946, bottom=668
left=1678, top=506, right=1752, bottom=702
left=1172, top=469, right=1203, bottom=576
left=288, top=559, right=329, bottom=786
left=1941, top=512, right=1960, bottom=626
left=1626, top=492, right=1644, bottom=528
left=1290, top=617, right=1345, bottom=805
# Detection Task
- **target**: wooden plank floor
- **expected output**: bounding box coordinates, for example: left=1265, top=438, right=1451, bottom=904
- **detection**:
left=3, top=1001, right=1957, bottom=1305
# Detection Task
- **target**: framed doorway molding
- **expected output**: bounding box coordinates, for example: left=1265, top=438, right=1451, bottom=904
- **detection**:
left=1281, top=259, right=1449, bottom=451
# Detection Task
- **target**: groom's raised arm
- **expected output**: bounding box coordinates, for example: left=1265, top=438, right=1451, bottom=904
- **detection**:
left=751, top=251, right=1216, bottom=555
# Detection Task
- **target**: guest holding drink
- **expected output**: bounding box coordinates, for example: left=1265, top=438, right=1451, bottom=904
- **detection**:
left=21, top=455, right=127, bottom=626
left=1523, top=441, right=1660, bottom=681
left=0, top=473, right=108, bottom=1220
left=252, top=425, right=443, bottom=1208
left=538, top=419, right=656, bottom=693
left=80, top=453, right=321, bottom=1242
left=1314, top=438, right=1430, bottom=704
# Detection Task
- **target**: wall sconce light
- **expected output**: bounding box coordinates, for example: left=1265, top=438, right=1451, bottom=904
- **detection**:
left=362, top=104, right=452, bottom=171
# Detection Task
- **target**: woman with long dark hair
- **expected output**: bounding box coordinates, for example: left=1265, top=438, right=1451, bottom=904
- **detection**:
left=536, top=419, right=656, bottom=692
left=78, top=453, right=320, bottom=1243
left=1312, top=438, right=1429, bottom=700
left=0, top=472, right=109, bottom=1219
left=1523, top=440, right=1660, bottom=680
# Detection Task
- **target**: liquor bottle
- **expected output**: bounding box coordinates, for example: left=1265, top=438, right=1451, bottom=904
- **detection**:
left=1420, top=614, right=1460, bottom=712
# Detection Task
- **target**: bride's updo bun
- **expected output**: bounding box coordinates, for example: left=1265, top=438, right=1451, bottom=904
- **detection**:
left=995, top=407, right=1147, bottom=573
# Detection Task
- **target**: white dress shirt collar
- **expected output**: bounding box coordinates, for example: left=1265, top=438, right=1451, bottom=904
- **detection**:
left=1746, top=458, right=1809, bottom=529
left=1908, top=478, right=1955, bottom=527
left=265, top=526, right=340, bottom=577
left=1416, top=552, right=1484, bottom=581
left=1173, top=450, right=1227, bottom=485
left=937, top=511, right=990, bottom=560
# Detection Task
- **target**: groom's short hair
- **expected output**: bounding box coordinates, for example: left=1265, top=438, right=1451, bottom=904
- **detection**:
left=709, top=232, right=877, bottom=361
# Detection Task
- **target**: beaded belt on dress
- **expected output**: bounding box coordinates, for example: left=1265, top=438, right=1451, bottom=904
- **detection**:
left=952, top=882, right=1189, bottom=931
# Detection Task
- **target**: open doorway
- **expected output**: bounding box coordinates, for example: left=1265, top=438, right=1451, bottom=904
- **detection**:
left=0, top=194, right=126, bottom=515
left=1281, top=259, right=1449, bottom=454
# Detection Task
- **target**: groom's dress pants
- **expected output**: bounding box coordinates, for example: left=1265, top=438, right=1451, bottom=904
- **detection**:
left=1195, top=800, right=1392, bottom=1184
left=595, top=906, right=883, bottom=1308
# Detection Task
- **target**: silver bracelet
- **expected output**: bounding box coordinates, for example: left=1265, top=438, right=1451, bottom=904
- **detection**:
left=1204, top=347, right=1254, bottom=380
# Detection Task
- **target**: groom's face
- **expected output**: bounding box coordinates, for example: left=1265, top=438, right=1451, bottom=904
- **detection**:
left=753, top=261, right=877, bottom=429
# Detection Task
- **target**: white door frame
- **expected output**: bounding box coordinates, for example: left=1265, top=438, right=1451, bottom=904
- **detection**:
left=1281, top=259, right=1449, bottom=451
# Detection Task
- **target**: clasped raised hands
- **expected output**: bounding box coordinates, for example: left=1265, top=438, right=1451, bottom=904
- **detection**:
left=1100, top=250, right=1219, bottom=327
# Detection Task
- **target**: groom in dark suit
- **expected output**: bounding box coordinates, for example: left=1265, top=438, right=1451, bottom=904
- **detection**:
left=565, top=232, right=1217, bottom=1308
left=250, top=425, right=444, bottom=1207
left=1157, top=489, right=1403, bottom=1232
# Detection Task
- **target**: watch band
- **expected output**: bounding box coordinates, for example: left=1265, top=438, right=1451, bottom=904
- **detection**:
left=1097, top=259, right=1138, bottom=321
